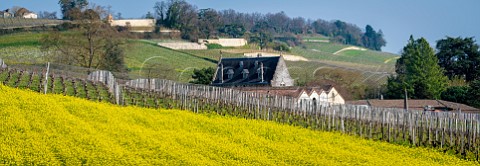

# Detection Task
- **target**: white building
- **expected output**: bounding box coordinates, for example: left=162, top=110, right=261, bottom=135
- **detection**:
left=198, top=38, right=247, bottom=47
left=23, top=12, right=37, bottom=19
left=297, top=87, right=345, bottom=105
left=107, top=14, right=155, bottom=33
left=239, top=85, right=345, bottom=106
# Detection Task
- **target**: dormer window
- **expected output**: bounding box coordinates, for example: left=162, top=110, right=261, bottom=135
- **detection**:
left=239, top=61, right=244, bottom=68
left=227, top=69, right=234, bottom=79
left=242, top=69, right=249, bottom=79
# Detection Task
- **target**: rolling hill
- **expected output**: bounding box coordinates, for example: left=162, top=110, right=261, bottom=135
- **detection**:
left=0, top=32, right=398, bottom=86
left=0, top=85, right=475, bottom=165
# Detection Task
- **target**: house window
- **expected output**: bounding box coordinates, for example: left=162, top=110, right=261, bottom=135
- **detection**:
left=227, top=69, right=234, bottom=79
left=242, top=69, right=249, bottom=79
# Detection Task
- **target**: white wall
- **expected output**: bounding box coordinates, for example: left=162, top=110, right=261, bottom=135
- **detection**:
left=295, top=88, right=345, bottom=106
left=199, top=38, right=247, bottom=47
left=23, top=13, right=37, bottom=19
left=327, top=88, right=345, bottom=105
left=158, top=43, right=207, bottom=50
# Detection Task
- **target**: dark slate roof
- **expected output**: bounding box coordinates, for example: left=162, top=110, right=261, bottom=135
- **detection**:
left=212, top=56, right=280, bottom=86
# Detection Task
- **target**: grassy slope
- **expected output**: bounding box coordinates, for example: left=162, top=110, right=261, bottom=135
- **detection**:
left=0, top=32, right=44, bottom=47
left=123, top=41, right=216, bottom=81
left=0, top=85, right=476, bottom=165
left=0, top=32, right=47, bottom=64
left=291, top=42, right=398, bottom=70
left=0, top=32, right=397, bottom=84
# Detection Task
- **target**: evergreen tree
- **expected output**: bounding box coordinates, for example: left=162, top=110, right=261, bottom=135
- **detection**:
left=468, top=80, right=480, bottom=108
left=190, top=67, right=215, bottom=85
left=436, top=37, right=480, bottom=82
left=386, top=36, right=448, bottom=99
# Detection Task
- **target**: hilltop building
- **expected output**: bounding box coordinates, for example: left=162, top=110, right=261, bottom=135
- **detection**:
left=198, top=38, right=247, bottom=47
left=13, top=8, right=37, bottom=19
left=22, top=12, right=37, bottom=19
left=211, top=55, right=294, bottom=87
left=0, top=9, right=12, bottom=18
left=107, top=14, right=155, bottom=33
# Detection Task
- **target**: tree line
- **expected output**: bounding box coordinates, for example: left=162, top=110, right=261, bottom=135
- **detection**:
left=152, top=0, right=386, bottom=51
left=386, top=36, right=480, bottom=108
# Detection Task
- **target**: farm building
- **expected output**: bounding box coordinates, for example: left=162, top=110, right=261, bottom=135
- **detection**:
left=347, top=99, right=480, bottom=113
left=211, top=55, right=294, bottom=87
left=107, top=14, right=155, bottom=33
left=22, top=12, right=37, bottom=19
left=0, top=9, right=12, bottom=18
left=238, top=86, right=345, bottom=105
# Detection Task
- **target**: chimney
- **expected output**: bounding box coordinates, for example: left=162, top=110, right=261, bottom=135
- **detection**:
left=257, top=53, right=261, bottom=58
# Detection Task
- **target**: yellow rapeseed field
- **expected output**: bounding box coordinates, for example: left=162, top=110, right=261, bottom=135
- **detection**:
left=0, top=84, right=477, bottom=165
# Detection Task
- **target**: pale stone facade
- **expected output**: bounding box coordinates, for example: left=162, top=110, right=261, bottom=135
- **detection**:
left=22, top=13, right=37, bottom=19
left=107, top=14, right=155, bottom=33
left=270, top=56, right=294, bottom=87
left=157, top=42, right=207, bottom=50
left=198, top=38, right=247, bottom=47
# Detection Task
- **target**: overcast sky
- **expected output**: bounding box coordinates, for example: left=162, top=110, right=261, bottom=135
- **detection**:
left=2, top=0, right=479, bottom=54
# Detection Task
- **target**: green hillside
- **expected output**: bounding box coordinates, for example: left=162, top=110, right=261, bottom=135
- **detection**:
left=0, top=32, right=397, bottom=86
left=0, top=32, right=47, bottom=64
left=0, top=85, right=475, bottom=165
left=124, top=41, right=216, bottom=81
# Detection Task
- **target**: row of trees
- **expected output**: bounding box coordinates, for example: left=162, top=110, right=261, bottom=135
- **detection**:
left=151, top=0, right=386, bottom=50
left=40, top=0, right=127, bottom=72
left=386, top=36, right=480, bottom=108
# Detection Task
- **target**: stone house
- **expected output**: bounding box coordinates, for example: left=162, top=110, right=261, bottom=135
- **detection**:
left=22, top=12, right=37, bottom=19
left=0, top=9, right=12, bottom=18
left=296, top=86, right=345, bottom=105
left=211, top=55, right=294, bottom=87
left=239, top=86, right=345, bottom=105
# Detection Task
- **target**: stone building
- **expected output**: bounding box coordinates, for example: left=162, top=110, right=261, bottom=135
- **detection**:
left=239, top=86, right=346, bottom=105
left=198, top=38, right=247, bottom=47
left=22, top=12, right=37, bottom=19
left=0, top=9, right=12, bottom=18
left=107, top=14, right=155, bottom=33
left=211, top=55, right=294, bottom=87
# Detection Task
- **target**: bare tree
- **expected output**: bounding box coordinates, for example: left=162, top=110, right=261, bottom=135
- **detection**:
left=38, top=11, right=58, bottom=19
left=41, top=6, right=127, bottom=71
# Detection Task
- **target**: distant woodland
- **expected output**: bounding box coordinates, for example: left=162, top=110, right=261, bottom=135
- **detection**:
left=151, top=0, right=386, bottom=51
